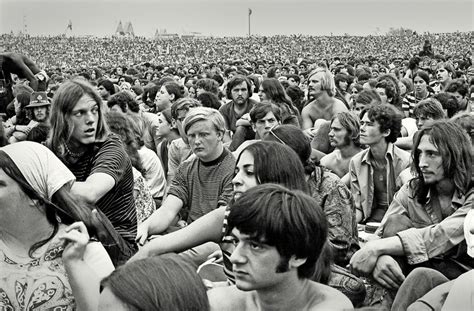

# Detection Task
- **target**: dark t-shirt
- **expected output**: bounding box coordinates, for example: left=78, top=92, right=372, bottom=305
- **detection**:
left=219, top=99, right=257, bottom=133
left=64, top=133, right=137, bottom=244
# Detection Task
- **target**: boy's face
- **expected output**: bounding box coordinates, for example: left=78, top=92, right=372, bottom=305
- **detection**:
left=229, top=228, right=289, bottom=291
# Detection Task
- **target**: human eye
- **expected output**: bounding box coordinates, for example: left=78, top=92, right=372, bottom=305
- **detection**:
left=249, top=241, right=263, bottom=250
left=73, top=111, right=83, bottom=117
left=91, top=106, right=99, bottom=114
left=244, top=168, right=254, bottom=176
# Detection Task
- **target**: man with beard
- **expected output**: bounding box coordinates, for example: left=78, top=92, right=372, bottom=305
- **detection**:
left=320, top=112, right=363, bottom=181
left=219, top=75, right=258, bottom=151
left=350, top=121, right=473, bottom=292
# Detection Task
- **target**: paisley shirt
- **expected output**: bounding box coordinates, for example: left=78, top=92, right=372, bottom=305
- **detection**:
left=0, top=225, right=114, bottom=310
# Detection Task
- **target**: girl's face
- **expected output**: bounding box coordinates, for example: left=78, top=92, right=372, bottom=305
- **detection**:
left=156, top=113, right=172, bottom=138
left=232, top=150, right=258, bottom=200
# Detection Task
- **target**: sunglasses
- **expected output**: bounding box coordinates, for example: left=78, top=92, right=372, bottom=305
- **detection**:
left=267, top=125, right=286, bottom=145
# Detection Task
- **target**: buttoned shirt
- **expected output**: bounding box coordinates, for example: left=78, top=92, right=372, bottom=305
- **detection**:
left=379, top=183, right=474, bottom=265
left=349, top=143, right=411, bottom=222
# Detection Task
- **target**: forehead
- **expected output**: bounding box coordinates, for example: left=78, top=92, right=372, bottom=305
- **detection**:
left=72, top=95, right=97, bottom=110
left=231, top=82, right=248, bottom=90
left=237, top=150, right=255, bottom=165
left=187, top=119, right=215, bottom=132
left=331, top=118, right=343, bottom=128
left=418, top=134, right=439, bottom=151
left=414, top=76, right=425, bottom=82
left=309, top=71, right=325, bottom=81
left=259, top=111, right=277, bottom=120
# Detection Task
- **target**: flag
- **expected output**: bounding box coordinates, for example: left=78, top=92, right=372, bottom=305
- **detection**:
left=67, top=20, right=72, bottom=31
left=248, top=8, right=252, bottom=15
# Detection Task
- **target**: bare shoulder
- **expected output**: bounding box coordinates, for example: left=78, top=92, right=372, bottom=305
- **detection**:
left=308, top=282, right=353, bottom=310
left=208, top=285, right=248, bottom=311
left=333, top=98, right=349, bottom=112
left=320, top=151, right=337, bottom=166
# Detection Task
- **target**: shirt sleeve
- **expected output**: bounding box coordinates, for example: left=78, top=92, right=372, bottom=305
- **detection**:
left=167, top=160, right=190, bottom=206
left=91, top=135, right=129, bottom=183
left=396, top=192, right=473, bottom=265
left=83, top=241, right=115, bottom=280
left=349, top=158, right=362, bottom=216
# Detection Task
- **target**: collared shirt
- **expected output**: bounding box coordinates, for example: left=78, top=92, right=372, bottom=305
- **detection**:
left=350, top=143, right=411, bottom=222
left=379, top=183, right=474, bottom=265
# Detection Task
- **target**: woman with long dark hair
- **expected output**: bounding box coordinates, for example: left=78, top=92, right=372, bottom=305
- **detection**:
left=0, top=141, right=114, bottom=310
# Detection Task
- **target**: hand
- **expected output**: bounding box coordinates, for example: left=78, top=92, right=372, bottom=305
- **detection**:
left=59, top=222, right=90, bottom=263
left=135, top=221, right=149, bottom=246
left=303, top=128, right=316, bottom=140
left=235, top=113, right=251, bottom=127
left=1, top=52, right=42, bottom=91
left=207, top=249, right=223, bottom=264
left=349, top=243, right=379, bottom=276
left=372, top=255, right=405, bottom=290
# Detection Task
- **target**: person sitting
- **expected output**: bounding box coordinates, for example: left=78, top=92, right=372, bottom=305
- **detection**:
left=208, top=184, right=353, bottom=311
left=0, top=141, right=114, bottom=310
left=350, top=121, right=473, bottom=295
left=320, top=112, right=363, bottom=183
left=48, top=79, right=138, bottom=261
left=350, top=104, right=410, bottom=223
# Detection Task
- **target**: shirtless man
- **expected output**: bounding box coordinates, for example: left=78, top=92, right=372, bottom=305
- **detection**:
left=301, top=68, right=348, bottom=158
left=320, top=112, right=362, bottom=184
left=208, top=184, right=352, bottom=311
left=301, top=67, right=348, bottom=129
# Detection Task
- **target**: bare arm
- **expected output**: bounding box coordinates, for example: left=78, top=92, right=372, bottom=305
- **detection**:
left=70, top=172, right=115, bottom=205
left=301, top=105, right=314, bottom=130
left=136, top=194, right=184, bottom=244
left=133, top=206, right=226, bottom=260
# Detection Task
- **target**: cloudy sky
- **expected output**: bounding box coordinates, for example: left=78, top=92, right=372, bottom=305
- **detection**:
left=1, top=0, right=472, bottom=37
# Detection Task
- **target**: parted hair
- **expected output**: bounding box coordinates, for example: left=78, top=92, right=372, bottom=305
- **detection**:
left=410, top=120, right=472, bottom=204
left=48, top=79, right=109, bottom=159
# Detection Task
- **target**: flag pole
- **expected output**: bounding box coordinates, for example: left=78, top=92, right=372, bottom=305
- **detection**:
left=248, top=8, right=252, bottom=36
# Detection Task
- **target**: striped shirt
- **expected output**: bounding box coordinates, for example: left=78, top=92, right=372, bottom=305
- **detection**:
left=64, top=133, right=137, bottom=245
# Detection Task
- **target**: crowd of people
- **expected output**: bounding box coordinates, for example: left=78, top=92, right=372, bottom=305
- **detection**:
left=0, top=30, right=473, bottom=310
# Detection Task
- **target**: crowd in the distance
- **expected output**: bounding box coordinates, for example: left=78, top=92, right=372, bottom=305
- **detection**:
left=0, top=32, right=473, bottom=310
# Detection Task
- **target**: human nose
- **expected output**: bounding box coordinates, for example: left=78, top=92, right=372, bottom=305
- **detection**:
left=419, top=152, right=429, bottom=168
left=232, top=170, right=242, bottom=186
left=230, top=242, right=247, bottom=265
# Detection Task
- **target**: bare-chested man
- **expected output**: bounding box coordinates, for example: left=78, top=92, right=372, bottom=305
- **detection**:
left=301, top=68, right=348, bottom=130
left=320, top=112, right=362, bottom=185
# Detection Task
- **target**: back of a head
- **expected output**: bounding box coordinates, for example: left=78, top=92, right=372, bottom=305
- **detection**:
left=102, top=254, right=210, bottom=311
left=170, top=97, right=202, bottom=120
left=107, top=91, right=140, bottom=113
left=196, top=91, right=221, bottom=110
left=249, top=102, right=282, bottom=123
left=228, top=183, right=328, bottom=279
left=263, top=124, right=312, bottom=168
left=413, top=98, right=446, bottom=120
left=355, top=89, right=382, bottom=107
left=239, top=141, right=308, bottom=193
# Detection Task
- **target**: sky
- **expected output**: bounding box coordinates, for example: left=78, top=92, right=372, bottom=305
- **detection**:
left=1, top=0, right=472, bottom=38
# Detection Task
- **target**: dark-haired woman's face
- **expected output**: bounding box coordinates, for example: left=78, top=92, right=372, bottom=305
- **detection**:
left=232, top=150, right=258, bottom=200
left=258, top=86, right=268, bottom=102
left=413, top=76, right=427, bottom=96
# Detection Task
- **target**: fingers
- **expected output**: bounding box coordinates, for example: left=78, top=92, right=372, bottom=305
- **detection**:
left=387, top=261, right=405, bottom=284
left=65, top=221, right=89, bottom=236
left=59, top=228, right=88, bottom=245
left=374, top=272, right=399, bottom=290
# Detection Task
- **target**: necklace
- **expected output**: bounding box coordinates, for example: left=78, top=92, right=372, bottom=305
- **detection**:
left=64, top=142, right=85, bottom=158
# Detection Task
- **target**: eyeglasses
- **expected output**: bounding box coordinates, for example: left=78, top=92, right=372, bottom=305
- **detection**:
left=267, top=125, right=286, bottom=145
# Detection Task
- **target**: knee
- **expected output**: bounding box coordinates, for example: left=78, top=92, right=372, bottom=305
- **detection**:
left=382, top=214, right=413, bottom=238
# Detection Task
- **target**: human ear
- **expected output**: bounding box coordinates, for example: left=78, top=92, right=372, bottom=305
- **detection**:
left=288, top=255, right=307, bottom=269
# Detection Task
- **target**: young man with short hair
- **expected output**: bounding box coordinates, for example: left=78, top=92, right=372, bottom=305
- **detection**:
left=137, top=107, right=235, bottom=244
left=208, top=184, right=353, bottom=310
